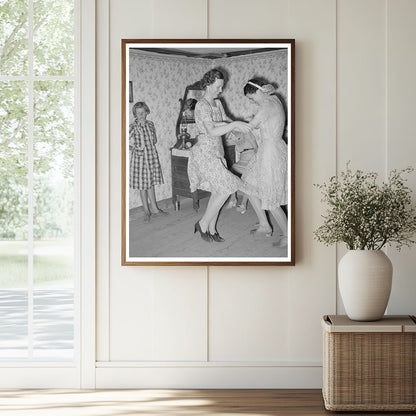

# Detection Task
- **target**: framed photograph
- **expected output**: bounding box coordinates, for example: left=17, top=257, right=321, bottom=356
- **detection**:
left=122, top=39, right=295, bottom=265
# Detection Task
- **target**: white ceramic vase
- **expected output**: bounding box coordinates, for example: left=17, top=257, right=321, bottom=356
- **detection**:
left=338, top=250, right=393, bottom=321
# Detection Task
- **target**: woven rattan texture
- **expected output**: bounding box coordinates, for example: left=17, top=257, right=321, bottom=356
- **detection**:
left=323, top=331, right=416, bottom=411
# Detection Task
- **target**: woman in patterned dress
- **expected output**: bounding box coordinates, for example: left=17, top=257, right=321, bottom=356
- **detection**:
left=188, top=69, right=252, bottom=242
left=129, top=101, right=167, bottom=223
left=242, top=79, right=288, bottom=245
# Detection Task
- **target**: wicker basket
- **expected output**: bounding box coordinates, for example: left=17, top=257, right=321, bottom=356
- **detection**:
left=322, top=315, right=416, bottom=411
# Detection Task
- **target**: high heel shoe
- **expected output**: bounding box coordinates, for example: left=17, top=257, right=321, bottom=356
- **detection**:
left=250, top=225, right=273, bottom=237
left=194, top=221, right=212, bottom=242
left=210, top=232, right=225, bottom=242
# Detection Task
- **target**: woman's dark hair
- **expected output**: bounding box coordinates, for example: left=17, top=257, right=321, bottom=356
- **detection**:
left=132, top=101, right=150, bottom=117
left=201, top=69, right=224, bottom=89
left=244, top=78, right=266, bottom=96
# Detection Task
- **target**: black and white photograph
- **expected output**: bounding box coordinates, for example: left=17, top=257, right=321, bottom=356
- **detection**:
left=122, top=40, right=295, bottom=265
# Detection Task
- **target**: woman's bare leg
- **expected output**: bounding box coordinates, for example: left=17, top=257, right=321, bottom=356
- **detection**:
left=140, top=189, right=151, bottom=222
left=140, top=190, right=150, bottom=213
left=147, top=186, right=168, bottom=215
left=270, top=207, right=288, bottom=236
left=148, top=186, right=158, bottom=212
left=270, top=207, right=288, bottom=247
left=208, top=204, right=225, bottom=234
left=248, top=195, right=271, bottom=231
left=199, top=193, right=229, bottom=233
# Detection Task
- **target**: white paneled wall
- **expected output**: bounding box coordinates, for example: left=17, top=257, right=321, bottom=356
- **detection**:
left=386, top=0, right=416, bottom=314
left=336, top=0, right=388, bottom=312
left=110, top=267, right=207, bottom=361
left=96, top=0, right=416, bottom=388
left=209, top=0, right=290, bottom=37
left=209, top=268, right=290, bottom=362
left=337, top=0, right=387, bottom=171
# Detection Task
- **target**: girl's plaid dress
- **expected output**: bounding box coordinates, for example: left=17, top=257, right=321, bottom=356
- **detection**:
left=129, top=120, right=164, bottom=190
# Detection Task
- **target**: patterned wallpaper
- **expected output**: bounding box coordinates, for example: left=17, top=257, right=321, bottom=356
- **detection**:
left=129, top=51, right=207, bottom=208
left=214, top=50, right=288, bottom=120
left=128, top=49, right=288, bottom=209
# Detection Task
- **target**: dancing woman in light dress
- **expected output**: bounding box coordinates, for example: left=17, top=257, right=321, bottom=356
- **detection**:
left=187, top=69, right=252, bottom=242
left=242, top=79, right=288, bottom=244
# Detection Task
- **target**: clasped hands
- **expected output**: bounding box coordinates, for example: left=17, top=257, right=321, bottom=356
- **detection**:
left=232, top=121, right=252, bottom=134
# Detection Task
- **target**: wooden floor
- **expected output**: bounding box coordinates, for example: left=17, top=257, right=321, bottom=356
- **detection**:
left=129, top=194, right=288, bottom=259
left=0, top=389, right=413, bottom=415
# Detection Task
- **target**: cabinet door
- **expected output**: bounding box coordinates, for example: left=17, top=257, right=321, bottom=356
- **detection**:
left=172, top=156, right=190, bottom=190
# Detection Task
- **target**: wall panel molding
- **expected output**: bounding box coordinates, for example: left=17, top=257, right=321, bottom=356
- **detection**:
left=96, top=365, right=322, bottom=388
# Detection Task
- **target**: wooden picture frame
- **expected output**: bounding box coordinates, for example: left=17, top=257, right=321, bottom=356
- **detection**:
left=122, top=39, right=295, bottom=265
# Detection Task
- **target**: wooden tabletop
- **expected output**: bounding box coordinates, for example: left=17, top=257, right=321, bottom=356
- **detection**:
left=322, top=314, right=416, bottom=332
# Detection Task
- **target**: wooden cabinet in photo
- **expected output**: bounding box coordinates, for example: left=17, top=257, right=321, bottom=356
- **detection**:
left=171, top=151, right=209, bottom=211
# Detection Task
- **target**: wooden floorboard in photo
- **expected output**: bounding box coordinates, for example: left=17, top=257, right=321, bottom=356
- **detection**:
left=0, top=389, right=413, bottom=415
left=129, top=195, right=288, bottom=259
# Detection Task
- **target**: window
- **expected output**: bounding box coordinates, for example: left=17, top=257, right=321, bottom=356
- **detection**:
left=0, top=0, right=78, bottom=362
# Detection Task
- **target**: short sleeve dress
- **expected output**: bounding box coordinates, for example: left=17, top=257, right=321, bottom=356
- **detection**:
left=129, top=120, right=164, bottom=190
left=187, top=98, right=242, bottom=194
left=242, top=95, right=288, bottom=210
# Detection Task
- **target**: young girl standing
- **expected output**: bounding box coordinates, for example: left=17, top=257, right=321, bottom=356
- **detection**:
left=129, top=101, right=167, bottom=222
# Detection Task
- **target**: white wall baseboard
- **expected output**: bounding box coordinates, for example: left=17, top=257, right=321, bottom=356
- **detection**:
left=96, top=365, right=323, bottom=389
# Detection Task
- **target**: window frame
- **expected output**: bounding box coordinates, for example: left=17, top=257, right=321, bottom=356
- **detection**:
left=0, top=0, right=96, bottom=388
